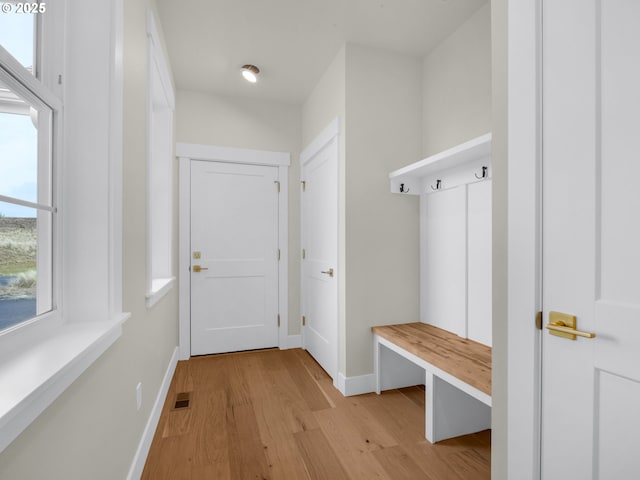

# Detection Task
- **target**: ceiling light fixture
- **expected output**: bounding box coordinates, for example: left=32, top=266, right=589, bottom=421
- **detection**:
left=241, top=64, right=260, bottom=83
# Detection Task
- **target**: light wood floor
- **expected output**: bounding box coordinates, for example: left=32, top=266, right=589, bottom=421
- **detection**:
left=142, top=348, right=491, bottom=480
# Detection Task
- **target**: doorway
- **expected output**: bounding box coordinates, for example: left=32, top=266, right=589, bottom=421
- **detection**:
left=177, top=143, right=290, bottom=359
left=539, top=0, right=640, bottom=477
left=506, top=1, right=640, bottom=477
left=300, top=119, right=339, bottom=381
left=189, top=160, right=278, bottom=355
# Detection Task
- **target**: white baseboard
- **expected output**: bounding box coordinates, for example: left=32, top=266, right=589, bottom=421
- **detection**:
left=336, top=372, right=377, bottom=397
left=127, top=346, right=179, bottom=480
left=286, top=334, right=302, bottom=349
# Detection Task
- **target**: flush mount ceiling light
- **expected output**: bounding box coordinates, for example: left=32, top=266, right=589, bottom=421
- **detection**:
left=241, top=64, right=260, bottom=83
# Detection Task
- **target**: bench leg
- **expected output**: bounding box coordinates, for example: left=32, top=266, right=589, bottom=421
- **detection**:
left=425, top=372, right=491, bottom=443
left=373, top=337, right=381, bottom=395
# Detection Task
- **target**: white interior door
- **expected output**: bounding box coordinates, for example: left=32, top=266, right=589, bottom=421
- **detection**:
left=541, top=1, right=640, bottom=477
left=301, top=133, right=338, bottom=380
left=190, top=160, right=279, bottom=356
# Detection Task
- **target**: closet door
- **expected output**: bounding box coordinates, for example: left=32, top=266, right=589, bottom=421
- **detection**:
left=300, top=128, right=338, bottom=381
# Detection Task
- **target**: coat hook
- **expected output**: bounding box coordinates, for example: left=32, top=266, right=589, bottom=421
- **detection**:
left=475, top=166, right=488, bottom=179
left=399, top=183, right=410, bottom=193
left=430, top=179, right=442, bottom=191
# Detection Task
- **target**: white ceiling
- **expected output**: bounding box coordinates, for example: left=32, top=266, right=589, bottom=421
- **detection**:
left=155, top=0, right=488, bottom=105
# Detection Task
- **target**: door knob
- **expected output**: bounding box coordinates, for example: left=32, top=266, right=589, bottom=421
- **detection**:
left=546, top=311, right=596, bottom=340
left=321, top=268, right=334, bottom=278
left=192, top=265, right=208, bottom=273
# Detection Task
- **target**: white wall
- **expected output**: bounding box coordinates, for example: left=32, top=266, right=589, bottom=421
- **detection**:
left=343, top=44, right=422, bottom=377
left=301, top=44, right=422, bottom=379
left=175, top=90, right=302, bottom=335
left=0, top=2, right=179, bottom=479
left=301, top=46, right=346, bottom=149
left=422, top=3, right=492, bottom=156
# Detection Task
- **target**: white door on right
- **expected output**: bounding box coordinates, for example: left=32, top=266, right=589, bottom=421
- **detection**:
left=541, top=1, right=640, bottom=478
left=300, top=130, right=338, bottom=381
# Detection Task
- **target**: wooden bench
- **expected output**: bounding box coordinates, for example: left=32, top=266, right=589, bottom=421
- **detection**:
left=372, top=322, right=491, bottom=443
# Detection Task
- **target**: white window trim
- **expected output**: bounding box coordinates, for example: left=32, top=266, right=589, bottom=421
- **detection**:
left=176, top=143, right=290, bottom=360
left=145, top=9, right=175, bottom=308
left=0, top=0, right=129, bottom=453
left=147, top=277, right=175, bottom=309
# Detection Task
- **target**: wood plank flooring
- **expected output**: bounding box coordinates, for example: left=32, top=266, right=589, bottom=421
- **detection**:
left=142, top=348, right=490, bottom=480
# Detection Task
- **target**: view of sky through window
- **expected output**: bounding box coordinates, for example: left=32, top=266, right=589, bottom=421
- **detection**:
left=0, top=8, right=41, bottom=329
left=0, top=5, right=37, bottom=218
left=0, top=3, right=35, bottom=69
left=0, top=112, right=38, bottom=218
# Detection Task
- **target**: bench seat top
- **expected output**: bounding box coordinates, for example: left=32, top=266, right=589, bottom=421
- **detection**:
left=372, top=322, right=491, bottom=397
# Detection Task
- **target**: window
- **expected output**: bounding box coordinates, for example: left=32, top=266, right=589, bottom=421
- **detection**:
left=146, top=11, right=175, bottom=307
left=0, top=16, right=57, bottom=333
left=0, top=0, right=127, bottom=454
left=0, top=2, right=36, bottom=73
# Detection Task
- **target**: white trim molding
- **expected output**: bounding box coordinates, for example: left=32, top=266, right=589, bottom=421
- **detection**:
left=299, top=117, right=339, bottom=164
left=146, top=9, right=176, bottom=306
left=287, top=335, right=302, bottom=349
left=127, top=347, right=179, bottom=480
left=336, top=372, right=376, bottom=397
left=178, top=157, right=191, bottom=360
left=178, top=144, right=290, bottom=360
left=109, top=0, right=125, bottom=320
left=176, top=143, right=290, bottom=167
left=0, top=316, right=129, bottom=453
left=145, top=277, right=176, bottom=308
left=506, top=0, right=542, bottom=478
left=145, top=10, right=175, bottom=108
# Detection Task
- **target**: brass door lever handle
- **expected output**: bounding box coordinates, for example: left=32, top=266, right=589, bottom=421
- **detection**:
left=321, top=268, right=334, bottom=277
left=546, top=311, right=596, bottom=340
left=546, top=321, right=596, bottom=338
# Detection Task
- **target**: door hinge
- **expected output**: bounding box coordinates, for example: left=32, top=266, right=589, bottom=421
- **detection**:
left=302, top=248, right=306, bottom=259
left=535, top=311, right=543, bottom=330
left=274, top=180, right=280, bottom=193
left=277, top=314, right=281, bottom=327
left=301, top=180, right=306, bottom=192
left=277, top=249, right=281, bottom=261
left=302, top=315, right=306, bottom=326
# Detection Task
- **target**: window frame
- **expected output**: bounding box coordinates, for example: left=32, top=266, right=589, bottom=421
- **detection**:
left=0, top=41, right=60, bottom=333
left=0, top=0, right=129, bottom=454
left=145, top=10, right=175, bottom=308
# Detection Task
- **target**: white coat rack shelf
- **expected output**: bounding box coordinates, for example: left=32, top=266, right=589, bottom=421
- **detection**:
left=389, top=133, right=492, bottom=195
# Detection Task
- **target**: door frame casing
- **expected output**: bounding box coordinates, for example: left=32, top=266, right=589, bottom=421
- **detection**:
left=504, top=0, right=543, bottom=478
left=177, top=143, right=290, bottom=360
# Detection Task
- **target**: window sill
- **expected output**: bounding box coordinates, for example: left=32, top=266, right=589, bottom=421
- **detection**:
left=146, top=277, right=176, bottom=308
left=0, top=313, right=130, bottom=453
